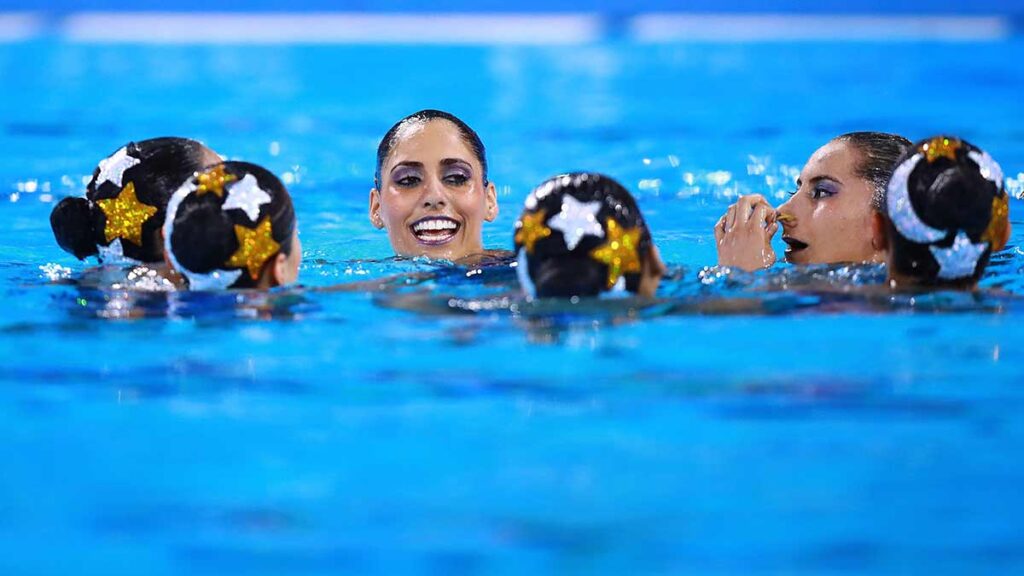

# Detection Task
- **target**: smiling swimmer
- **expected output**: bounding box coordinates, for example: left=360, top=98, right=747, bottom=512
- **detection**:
left=879, top=136, right=1010, bottom=290
left=163, top=162, right=300, bottom=290
left=514, top=172, right=666, bottom=299
left=50, top=137, right=222, bottom=265
left=369, top=110, right=500, bottom=262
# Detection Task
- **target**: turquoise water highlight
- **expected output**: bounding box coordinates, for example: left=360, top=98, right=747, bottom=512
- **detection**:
left=2, top=39, right=1024, bottom=573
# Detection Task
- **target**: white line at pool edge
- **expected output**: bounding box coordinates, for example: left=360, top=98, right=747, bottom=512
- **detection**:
left=631, top=14, right=1011, bottom=42
left=61, top=13, right=604, bottom=44
left=0, top=12, right=1014, bottom=44
left=0, top=13, right=45, bottom=42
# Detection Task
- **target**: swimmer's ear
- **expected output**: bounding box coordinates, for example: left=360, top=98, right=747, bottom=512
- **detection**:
left=269, top=252, right=288, bottom=288
left=639, top=244, right=667, bottom=298
left=871, top=212, right=889, bottom=253
left=484, top=181, right=498, bottom=222
left=368, top=188, right=384, bottom=229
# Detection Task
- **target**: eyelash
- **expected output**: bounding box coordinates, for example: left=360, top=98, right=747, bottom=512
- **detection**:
left=394, top=172, right=470, bottom=187
left=444, top=173, right=469, bottom=186
left=810, top=185, right=836, bottom=200
left=788, top=186, right=837, bottom=199
left=396, top=175, right=421, bottom=187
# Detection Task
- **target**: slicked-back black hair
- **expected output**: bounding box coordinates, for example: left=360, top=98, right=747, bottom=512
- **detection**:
left=374, top=109, right=487, bottom=188
left=833, top=131, right=913, bottom=210
left=50, top=137, right=218, bottom=262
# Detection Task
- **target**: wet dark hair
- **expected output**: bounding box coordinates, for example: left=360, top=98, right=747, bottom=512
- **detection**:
left=883, top=136, right=1008, bottom=287
left=50, top=137, right=218, bottom=263
left=374, top=109, right=488, bottom=188
left=832, top=131, right=913, bottom=209
left=515, top=173, right=653, bottom=298
left=166, top=161, right=295, bottom=289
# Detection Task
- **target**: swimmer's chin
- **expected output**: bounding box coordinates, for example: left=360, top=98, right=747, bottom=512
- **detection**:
left=784, top=252, right=808, bottom=265
left=395, top=237, right=482, bottom=262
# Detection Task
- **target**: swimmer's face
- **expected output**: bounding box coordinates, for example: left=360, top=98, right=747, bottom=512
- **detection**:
left=369, top=119, right=498, bottom=261
left=775, top=140, right=883, bottom=266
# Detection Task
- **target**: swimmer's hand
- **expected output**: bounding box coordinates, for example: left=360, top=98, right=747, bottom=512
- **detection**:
left=715, top=194, right=779, bottom=272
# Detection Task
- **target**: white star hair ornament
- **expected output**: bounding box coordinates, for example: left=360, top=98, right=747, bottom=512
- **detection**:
left=967, top=150, right=1004, bottom=188
left=930, top=231, right=988, bottom=280
left=548, top=194, right=604, bottom=250
left=97, top=239, right=138, bottom=265
left=96, top=146, right=140, bottom=188
left=221, top=173, right=272, bottom=222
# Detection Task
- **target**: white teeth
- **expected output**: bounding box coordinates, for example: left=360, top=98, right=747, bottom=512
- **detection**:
left=413, top=219, right=458, bottom=233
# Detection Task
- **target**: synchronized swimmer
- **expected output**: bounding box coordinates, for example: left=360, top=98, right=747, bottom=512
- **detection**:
left=48, top=109, right=1012, bottom=302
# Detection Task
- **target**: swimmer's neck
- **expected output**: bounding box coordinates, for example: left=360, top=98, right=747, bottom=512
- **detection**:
left=886, top=271, right=979, bottom=292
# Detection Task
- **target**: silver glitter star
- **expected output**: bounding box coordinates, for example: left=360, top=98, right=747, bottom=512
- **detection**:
left=222, top=173, right=272, bottom=222
left=96, top=146, right=140, bottom=188
left=887, top=153, right=946, bottom=244
left=98, top=239, right=131, bottom=265
left=548, top=194, right=604, bottom=250
left=968, top=150, right=1004, bottom=187
left=930, top=231, right=988, bottom=280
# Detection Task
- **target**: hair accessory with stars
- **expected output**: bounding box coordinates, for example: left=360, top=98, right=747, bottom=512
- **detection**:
left=96, top=181, right=158, bottom=248
left=163, top=161, right=294, bottom=290
left=162, top=176, right=242, bottom=290
left=920, top=136, right=962, bottom=164
left=195, top=164, right=237, bottom=197
left=886, top=136, right=1009, bottom=281
left=225, top=217, right=281, bottom=280
left=514, top=172, right=651, bottom=298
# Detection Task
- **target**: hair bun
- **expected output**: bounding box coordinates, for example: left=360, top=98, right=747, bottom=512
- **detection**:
left=50, top=197, right=99, bottom=260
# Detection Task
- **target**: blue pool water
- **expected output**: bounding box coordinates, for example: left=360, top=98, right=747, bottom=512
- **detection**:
left=3, top=35, right=1024, bottom=574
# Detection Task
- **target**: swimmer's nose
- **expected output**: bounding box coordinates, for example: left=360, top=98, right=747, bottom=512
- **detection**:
left=775, top=211, right=797, bottom=227
left=775, top=196, right=797, bottom=227
left=421, top=178, right=447, bottom=209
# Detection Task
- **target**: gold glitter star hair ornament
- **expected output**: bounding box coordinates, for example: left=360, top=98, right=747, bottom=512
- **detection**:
left=95, top=180, right=158, bottom=266
left=225, top=217, right=280, bottom=280
left=589, top=218, right=643, bottom=290
left=90, top=146, right=153, bottom=265
left=195, top=164, right=237, bottom=197
left=921, top=136, right=962, bottom=163
left=514, top=209, right=552, bottom=255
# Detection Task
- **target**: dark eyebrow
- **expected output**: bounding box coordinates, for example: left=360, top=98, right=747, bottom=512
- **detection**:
left=810, top=175, right=841, bottom=185
left=390, top=161, right=423, bottom=174
left=797, top=175, right=841, bottom=187
left=441, top=158, right=472, bottom=168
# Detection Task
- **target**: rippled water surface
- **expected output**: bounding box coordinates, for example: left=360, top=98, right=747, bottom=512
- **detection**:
left=3, top=39, right=1024, bottom=574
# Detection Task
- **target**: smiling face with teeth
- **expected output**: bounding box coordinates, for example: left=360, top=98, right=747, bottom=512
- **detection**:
left=369, top=118, right=498, bottom=260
